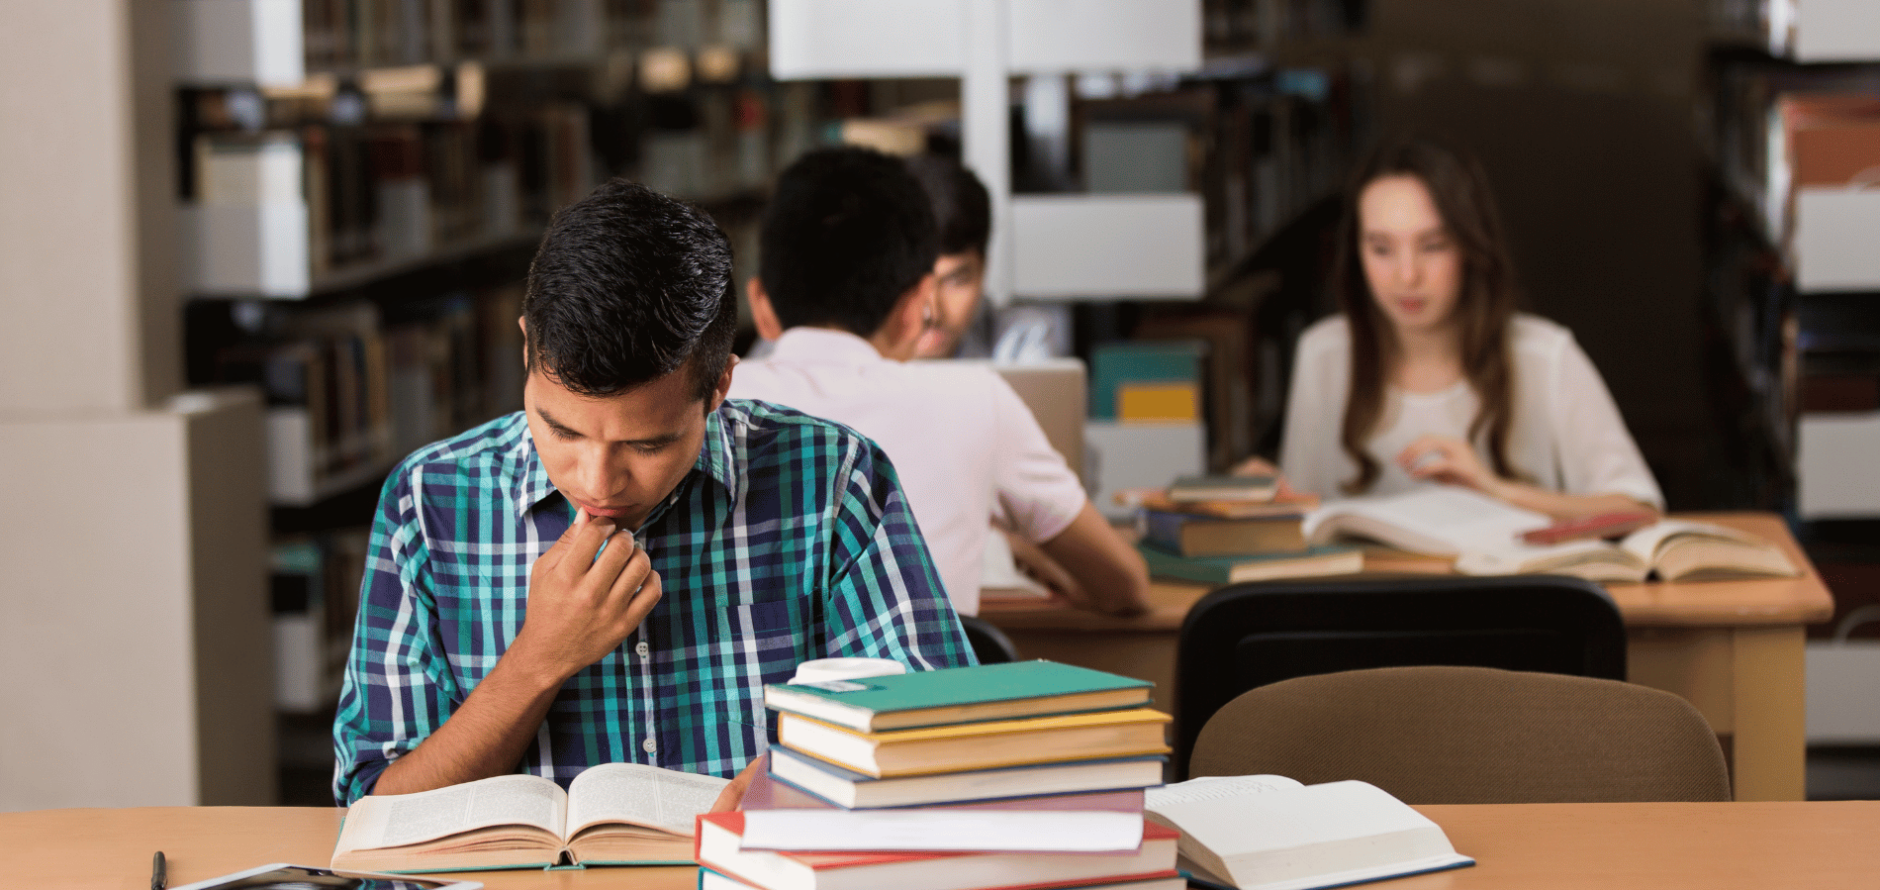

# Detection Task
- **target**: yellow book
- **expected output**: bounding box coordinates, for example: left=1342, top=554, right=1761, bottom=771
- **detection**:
left=1117, top=383, right=1200, bottom=422
left=777, top=708, right=1172, bottom=778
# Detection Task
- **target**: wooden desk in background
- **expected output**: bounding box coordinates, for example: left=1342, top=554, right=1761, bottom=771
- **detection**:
left=7, top=802, right=1876, bottom=889
left=980, top=513, right=1835, bottom=801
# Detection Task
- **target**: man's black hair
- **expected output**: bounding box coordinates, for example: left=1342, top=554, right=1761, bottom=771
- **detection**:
left=904, top=154, right=991, bottom=258
left=758, top=146, right=940, bottom=336
left=523, top=178, right=737, bottom=402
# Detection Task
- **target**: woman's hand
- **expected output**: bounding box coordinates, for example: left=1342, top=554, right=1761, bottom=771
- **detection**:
left=1231, top=455, right=1279, bottom=477
left=1230, top=455, right=1310, bottom=501
left=1397, top=435, right=1502, bottom=496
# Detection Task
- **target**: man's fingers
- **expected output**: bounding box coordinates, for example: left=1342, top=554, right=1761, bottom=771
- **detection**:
left=535, top=508, right=590, bottom=574
left=711, top=756, right=765, bottom=812
left=552, top=517, right=619, bottom=583
left=589, top=527, right=638, bottom=582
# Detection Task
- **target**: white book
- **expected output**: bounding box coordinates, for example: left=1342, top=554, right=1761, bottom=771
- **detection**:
left=1306, top=487, right=1798, bottom=583
left=1144, top=776, right=1474, bottom=890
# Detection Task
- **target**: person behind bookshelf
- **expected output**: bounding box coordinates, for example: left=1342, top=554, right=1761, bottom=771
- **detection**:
left=332, top=179, right=974, bottom=810
left=1240, top=133, right=1663, bottom=521
left=731, top=146, right=1149, bottom=618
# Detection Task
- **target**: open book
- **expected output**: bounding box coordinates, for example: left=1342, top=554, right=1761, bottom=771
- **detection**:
left=1304, top=487, right=1799, bottom=582
left=332, top=764, right=730, bottom=873
left=1144, top=775, right=1473, bottom=890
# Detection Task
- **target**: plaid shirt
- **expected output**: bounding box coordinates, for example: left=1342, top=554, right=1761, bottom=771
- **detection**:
left=333, top=400, right=974, bottom=805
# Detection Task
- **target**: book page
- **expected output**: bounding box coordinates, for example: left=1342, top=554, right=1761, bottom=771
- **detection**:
left=335, top=774, right=567, bottom=854
left=1145, top=774, right=1303, bottom=810
left=1307, top=487, right=1550, bottom=556
left=566, top=762, right=732, bottom=838
left=740, top=809, right=1144, bottom=852
left=1618, top=519, right=1756, bottom=563
left=1149, top=780, right=1463, bottom=889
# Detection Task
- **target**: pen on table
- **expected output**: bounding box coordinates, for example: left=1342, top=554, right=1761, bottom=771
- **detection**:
left=151, top=850, right=166, bottom=890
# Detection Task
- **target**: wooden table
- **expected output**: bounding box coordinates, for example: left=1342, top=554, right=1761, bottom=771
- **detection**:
left=981, top=513, right=1835, bottom=801
left=6, top=802, right=1876, bottom=889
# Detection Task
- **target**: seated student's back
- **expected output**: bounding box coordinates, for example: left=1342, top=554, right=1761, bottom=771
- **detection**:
left=729, top=148, right=1090, bottom=615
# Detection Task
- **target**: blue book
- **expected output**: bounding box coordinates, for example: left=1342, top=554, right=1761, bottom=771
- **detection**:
left=1137, top=542, right=1362, bottom=584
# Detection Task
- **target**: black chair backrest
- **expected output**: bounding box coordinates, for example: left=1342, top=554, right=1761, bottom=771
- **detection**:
left=1174, top=574, right=1625, bottom=778
left=959, top=614, right=1021, bottom=664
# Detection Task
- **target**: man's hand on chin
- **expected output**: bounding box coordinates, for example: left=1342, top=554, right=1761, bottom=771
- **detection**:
left=711, top=756, right=766, bottom=812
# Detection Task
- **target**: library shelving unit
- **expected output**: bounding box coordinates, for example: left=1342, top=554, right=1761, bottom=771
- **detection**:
left=171, top=0, right=809, bottom=802
left=766, top=0, right=1370, bottom=473
left=1701, top=0, right=1880, bottom=747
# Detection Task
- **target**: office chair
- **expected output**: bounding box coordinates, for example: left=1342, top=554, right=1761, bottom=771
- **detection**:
left=1189, top=665, right=1731, bottom=802
left=1174, top=574, right=1625, bottom=776
left=958, top=614, right=1022, bottom=664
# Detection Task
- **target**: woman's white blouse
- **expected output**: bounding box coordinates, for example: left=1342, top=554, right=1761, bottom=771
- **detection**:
left=1278, top=314, right=1664, bottom=508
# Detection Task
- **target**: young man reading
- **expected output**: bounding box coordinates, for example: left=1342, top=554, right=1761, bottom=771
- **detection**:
left=732, top=147, right=1150, bottom=618
left=333, top=180, right=973, bottom=808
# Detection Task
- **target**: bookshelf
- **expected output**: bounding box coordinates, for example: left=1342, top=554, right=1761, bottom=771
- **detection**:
left=1703, top=0, right=1880, bottom=748
left=767, top=0, right=1368, bottom=473
left=1701, top=1, right=1880, bottom=518
left=168, top=0, right=807, bottom=801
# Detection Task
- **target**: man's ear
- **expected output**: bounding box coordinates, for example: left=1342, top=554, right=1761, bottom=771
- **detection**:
left=878, top=272, right=937, bottom=361
left=705, top=353, right=739, bottom=415
left=747, top=278, right=784, bottom=341
left=517, top=316, right=528, bottom=369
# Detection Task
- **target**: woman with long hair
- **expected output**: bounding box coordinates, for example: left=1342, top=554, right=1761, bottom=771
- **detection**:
left=1267, top=134, right=1661, bottom=520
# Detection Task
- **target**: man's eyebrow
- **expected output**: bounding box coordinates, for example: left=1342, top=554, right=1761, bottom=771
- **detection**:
left=535, top=406, right=685, bottom=447
left=535, top=406, right=581, bottom=436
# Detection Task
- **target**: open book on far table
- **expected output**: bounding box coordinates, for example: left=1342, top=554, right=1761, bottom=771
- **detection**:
left=1144, top=774, right=1473, bottom=890
left=331, top=764, right=729, bottom=873
left=1304, top=487, right=1800, bottom=583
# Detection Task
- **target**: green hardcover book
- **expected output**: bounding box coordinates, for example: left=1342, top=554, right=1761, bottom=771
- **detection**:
left=763, top=660, right=1154, bottom=733
left=1137, top=542, right=1364, bottom=585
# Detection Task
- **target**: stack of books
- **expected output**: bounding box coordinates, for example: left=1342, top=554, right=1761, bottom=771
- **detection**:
left=1133, top=474, right=1362, bottom=583
left=696, top=661, right=1183, bottom=890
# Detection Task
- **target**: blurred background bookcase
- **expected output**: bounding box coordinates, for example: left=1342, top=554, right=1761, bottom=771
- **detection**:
left=1698, top=0, right=1880, bottom=759
left=172, top=0, right=813, bottom=803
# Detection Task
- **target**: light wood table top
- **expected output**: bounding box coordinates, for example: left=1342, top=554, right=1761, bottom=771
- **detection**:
left=981, top=512, right=1834, bottom=631
left=6, top=801, right=1877, bottom=890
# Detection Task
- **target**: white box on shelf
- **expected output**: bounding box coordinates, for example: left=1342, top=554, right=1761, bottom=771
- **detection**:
left=769, top=0, right=1200, bottom=79
left=266, top=406, right=318, bottom=505
left=173, top=0, right=305, bottom=87
left=1793, top=0, right=1880, bottom=63
left=1085, top=420, right=1204, bottom=520
left=1807, top=641, right=1880, bottom=744
left=273, top=611, right=323, bottom=713
left=1798, top=410, right=1880, bottom=518
left=1011, top=194, right=1205, bottom=299
left=768, top=0, right=963, bottom=78
left=182, top=202, right=314, bottom=298
left=1794, top=188, right=1880, bottom=292
left=1006, top=0, right=1201, bottom=73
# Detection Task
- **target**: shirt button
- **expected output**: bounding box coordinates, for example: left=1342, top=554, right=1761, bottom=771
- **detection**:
left=642, top=737, right=657, bottom=754
left=635, top=641, right=650, bottom=657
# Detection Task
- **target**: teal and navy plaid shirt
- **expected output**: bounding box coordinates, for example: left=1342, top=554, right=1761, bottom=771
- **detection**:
left=333, top=399, right=974, bottom=804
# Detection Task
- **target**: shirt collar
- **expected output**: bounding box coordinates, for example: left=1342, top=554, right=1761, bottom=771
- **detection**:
left=768, top=327, right=886, bottom=365
left=512, top=404, right=742, bottom=520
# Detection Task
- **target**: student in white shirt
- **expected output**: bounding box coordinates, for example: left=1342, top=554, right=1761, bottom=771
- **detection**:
left=731, top=147, right=1149, bottom=617
left=1251, top=134, right=1663, bottom=520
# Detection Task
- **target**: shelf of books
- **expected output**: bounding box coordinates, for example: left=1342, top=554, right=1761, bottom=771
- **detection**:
left=171, top=1, right=805, bottom=797
left=1702, top=11, right=1880, bottom=518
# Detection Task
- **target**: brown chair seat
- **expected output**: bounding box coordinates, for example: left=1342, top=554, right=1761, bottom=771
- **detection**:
left=1189, top=665, right=1731, bottom=803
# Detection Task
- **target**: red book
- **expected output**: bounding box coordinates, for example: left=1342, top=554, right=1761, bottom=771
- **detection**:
left=694, top=812, right=1179, bottom=890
